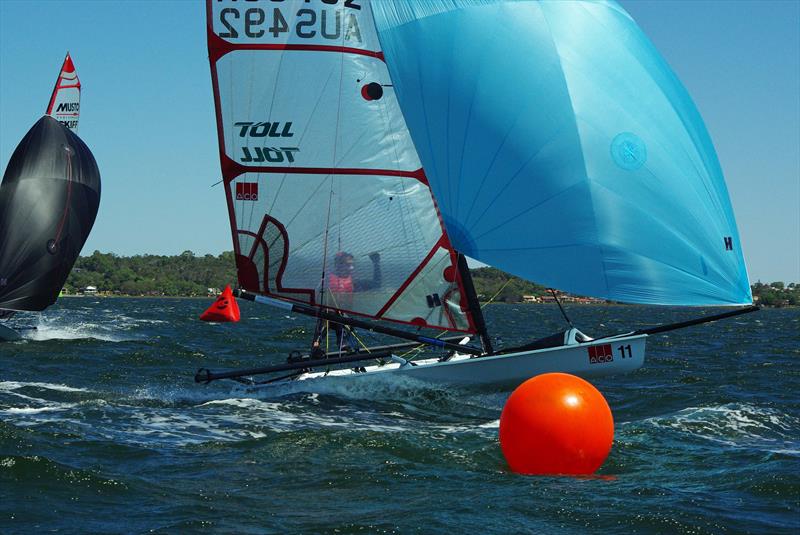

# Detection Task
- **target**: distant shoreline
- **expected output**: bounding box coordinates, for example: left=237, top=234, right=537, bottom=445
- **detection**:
left=56, top=295, right=796, bottom=308
left=64, top=251, right=798, bottom=306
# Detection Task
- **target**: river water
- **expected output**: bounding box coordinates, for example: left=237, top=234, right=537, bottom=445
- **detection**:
left=1, top=298, right=797, bottom=533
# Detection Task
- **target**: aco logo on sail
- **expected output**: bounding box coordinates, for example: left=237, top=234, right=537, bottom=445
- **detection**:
left=235, top=182, right=258, bottom=201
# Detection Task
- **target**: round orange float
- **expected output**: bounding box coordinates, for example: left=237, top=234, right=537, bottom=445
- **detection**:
left=499, top=373, right=614, bottom=475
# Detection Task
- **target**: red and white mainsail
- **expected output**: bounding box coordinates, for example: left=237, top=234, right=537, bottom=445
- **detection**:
left=46, top=53, right=80, bottom=132
left=207, top=0, right=476, bottom=332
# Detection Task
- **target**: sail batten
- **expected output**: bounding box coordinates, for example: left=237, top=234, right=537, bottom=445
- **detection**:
left=207, top=0, right=477, bottom=332
left=373, top=0, right=752, bottom=306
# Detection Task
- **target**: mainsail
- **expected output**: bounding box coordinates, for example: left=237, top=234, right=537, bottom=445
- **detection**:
left=46, top=53, right=81, bottom=132
left=0, top=116, right=101, bottom=311
left=372, top=0, right=752, bottom=306
left=207, top=0, right=477, bottom=332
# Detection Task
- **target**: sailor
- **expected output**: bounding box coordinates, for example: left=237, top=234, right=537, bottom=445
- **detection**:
left=314, top=251, right=381, bottom=353
left=329, top=251, right=381, bottom=295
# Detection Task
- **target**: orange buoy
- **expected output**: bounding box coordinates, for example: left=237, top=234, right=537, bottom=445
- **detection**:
left=199, top=285, right=240, bottom=322
left=499, top=373, right=614, bottom=475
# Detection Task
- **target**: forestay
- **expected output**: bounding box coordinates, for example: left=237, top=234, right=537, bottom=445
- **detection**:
left=372, top=0, right=752, bottom=306
left=46, top=53, right=80, bottom=132
left=206, top=0, right=475, bottom=332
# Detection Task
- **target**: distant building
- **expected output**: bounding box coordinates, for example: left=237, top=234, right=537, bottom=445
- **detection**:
left=522, top=295, right=539, bottom=303
left=82, top=286, right=97, bottom=295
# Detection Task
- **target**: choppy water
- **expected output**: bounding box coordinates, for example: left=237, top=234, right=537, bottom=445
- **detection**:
left=1, top=298, right=797, bottom=534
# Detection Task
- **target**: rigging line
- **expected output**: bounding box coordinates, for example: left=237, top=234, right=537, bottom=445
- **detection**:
left=550, top=288, right=574, bottom=328
left=345, top=325, right=371, bottom=354
left=316, top=15, right=348, bottom=328
left=244, top=52, right=260, bottom=236
left=323, top=282, right=370, bottom=354
left=481, top=278, right=513, bottom=309
left=332, top=9, right=350, bottom=254
left=318, top=186, right=336, bottom=323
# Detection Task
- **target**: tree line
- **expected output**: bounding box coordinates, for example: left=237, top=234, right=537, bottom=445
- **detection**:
left=751, top=281, right=800, bottom=306
left=65, top=251, right=550, bottom=301
left=65, top=251, right=796, bottom=305
left=66, top=251, right=237, bottom=297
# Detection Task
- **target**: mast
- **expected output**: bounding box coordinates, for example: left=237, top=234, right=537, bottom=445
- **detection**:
left=457, top=254, right=493, bottom=355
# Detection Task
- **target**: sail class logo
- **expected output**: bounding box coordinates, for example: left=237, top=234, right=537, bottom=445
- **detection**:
left=235, top=182, right=258, bottom=201
left=611, top=132, right=646, bottom=171
left=588, top=344, right=614, bottom=364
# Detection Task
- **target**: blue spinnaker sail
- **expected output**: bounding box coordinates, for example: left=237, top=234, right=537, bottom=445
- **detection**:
left=372, top=0, right=752, bottom=306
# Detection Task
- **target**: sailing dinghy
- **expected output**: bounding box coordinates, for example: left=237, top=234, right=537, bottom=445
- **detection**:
left=0, top=54, right=100, bottom=341
left=197, top=0, right=756, bottom=391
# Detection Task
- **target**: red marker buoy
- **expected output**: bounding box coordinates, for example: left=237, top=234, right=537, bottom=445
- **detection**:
left=199, top=285, right=240, bottom=322
left=499, top=373, right=614, bottom=475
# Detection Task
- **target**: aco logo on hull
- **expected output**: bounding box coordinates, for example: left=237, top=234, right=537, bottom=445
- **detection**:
left=587, top=344, right=613, bottom=364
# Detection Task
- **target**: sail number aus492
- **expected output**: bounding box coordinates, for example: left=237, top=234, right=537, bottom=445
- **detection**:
left=218, top=4, right=363, bottom=43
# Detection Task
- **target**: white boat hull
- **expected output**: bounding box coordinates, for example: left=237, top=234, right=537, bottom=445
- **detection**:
left=243, top=333, right=647, bottom=395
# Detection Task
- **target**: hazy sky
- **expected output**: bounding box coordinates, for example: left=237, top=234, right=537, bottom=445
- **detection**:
left=1, top=0, right=798, bottom=283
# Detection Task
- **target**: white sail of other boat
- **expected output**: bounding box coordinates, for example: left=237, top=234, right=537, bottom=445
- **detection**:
left=46, top=52, right=81, bottom=132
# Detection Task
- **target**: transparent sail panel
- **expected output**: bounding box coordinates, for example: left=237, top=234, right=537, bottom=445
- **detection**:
left=207, top=0, right=476, bottom=331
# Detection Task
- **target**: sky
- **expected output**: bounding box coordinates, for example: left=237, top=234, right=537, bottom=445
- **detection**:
left=0, top=0, right=798, bottom=283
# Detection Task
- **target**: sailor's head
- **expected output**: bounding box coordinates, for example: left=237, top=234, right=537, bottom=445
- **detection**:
left=334, top=252, right=355, bottom=276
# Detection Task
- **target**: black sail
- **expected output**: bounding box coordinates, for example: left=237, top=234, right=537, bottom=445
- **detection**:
left=0, top=116, right=101, bottom=311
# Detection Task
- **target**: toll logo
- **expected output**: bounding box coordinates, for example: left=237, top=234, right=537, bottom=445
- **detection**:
left=235, top=121, right=294, bottom=138
left=240, top=146, right=299, bottom=164
left=236, top=182, right=258, bottom=201
left=588, top=344, right=613, bottom=364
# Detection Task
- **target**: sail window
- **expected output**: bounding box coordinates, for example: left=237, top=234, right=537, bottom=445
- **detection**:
left=426, top=293, right=442, bottom=308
